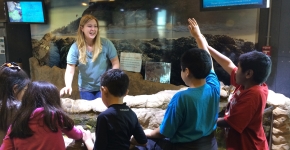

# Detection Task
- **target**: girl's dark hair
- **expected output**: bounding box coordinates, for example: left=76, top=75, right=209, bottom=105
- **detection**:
left=239, top=51, right=272, bottom=84
left=0, top=64, right=30, bottom=131
left=9, top=81, right=74, bottom=138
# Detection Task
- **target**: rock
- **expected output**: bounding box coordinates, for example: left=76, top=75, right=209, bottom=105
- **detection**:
left=273, top=107, right=289, bottom=116
left=132, top=108, right=165, bottom=129
left=220, top=89, right=228, bottom=99
left=32, top=33, right=55, bottom=66
left=273, top=124, right=290, bottom=134
left=273, top=127, right=290, bottom=135
left=65, top=140, right=87, bottom=150
left=273, top=116, right=289, bottom=127
left=272, top=134, right=290, bottom=145
left=61, top=89, right=183, bottom=114
left=61, top=98, right=107, bottom=113
left=29, top=57, right=80, bottom=99
left=272, top=143, right=290, bottom=150
left=268, top=90, right=290, bottom=107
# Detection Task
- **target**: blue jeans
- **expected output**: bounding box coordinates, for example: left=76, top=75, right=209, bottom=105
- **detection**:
left=79, top=91, right=101, bottom=100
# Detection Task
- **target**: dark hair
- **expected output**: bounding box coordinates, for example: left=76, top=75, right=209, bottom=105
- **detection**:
left=9, top=81, right=74, bottom=138
left=180, top=48, right=212, bottom=79
left=0, top=63, right=30, bottom=131
left=239, top=51, right=272, bottom=84
left=100, top=69, right=129, bottom=97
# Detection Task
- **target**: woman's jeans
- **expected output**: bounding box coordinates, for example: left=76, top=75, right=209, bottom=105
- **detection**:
left=79, top=91, right=101, bottom=100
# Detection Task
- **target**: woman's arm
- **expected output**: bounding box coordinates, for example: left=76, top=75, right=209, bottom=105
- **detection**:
left=60, top=64, right=75, bottom=96
left=110, top=56, right=120, bottom=69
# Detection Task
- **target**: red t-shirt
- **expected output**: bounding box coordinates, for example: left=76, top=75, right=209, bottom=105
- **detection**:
left=224, top=67, right=268, bottom=150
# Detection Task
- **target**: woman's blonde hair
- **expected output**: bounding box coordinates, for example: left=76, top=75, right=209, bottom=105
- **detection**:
left=76, top=14, right=102, bottom=64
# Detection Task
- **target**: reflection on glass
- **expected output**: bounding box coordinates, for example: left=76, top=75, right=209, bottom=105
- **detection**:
left=145, top=62, right=171, bottom=84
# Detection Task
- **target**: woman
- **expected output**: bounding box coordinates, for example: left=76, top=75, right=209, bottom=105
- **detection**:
left=60, top=14, right=119, bottom=100
left=0, top=62, right=30, bottom=146
left=0, top=81, right=83, bottom=150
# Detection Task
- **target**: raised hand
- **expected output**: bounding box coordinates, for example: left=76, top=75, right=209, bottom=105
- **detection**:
left=188, top=18, right=202, bottom=38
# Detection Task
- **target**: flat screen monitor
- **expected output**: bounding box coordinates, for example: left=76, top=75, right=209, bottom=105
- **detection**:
left=201, top=0, right=269, bottom=11
left=5, top=0, right=47, bottom=24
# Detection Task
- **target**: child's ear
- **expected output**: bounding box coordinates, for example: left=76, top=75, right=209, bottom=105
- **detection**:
left=101, top=86, right=107, bottom=93
left=185, top=68, right=190, bottom=77
left=245, top=69, right=254, bottom=79
left=126, top=89, right=129, bottom=95
left=13, top=84, right=18, bottom=95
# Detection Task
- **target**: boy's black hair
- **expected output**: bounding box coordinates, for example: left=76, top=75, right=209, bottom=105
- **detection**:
left=239, top=51, right=272, bottom=84
left=180, top=48, right=212, bottom=79
left=100, top=69, right=129, bottom=97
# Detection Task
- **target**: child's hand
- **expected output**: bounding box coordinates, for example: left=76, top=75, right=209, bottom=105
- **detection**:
left=75, top=125, right=85, bottom=132
left=143, top=129, right=153, bottom=137
left=82, top=130, right=93, bottom=142
left=82, top=130, right=94, bottom=150
left=130, top=136, right=138, bottom=145
left=188, top=18, right=203, bottom=38
left=130, top=136, right=147, bottom=147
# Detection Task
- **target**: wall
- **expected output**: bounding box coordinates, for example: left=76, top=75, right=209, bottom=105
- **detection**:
left=0, top=0, right=5, bottom=22
left=0, top=24, right=5, bottom=64
left=5, top=24, right=32, bottom=76
left=0, top=0, right=6, bottom=64
left=258, top=0, right=290, bottom=98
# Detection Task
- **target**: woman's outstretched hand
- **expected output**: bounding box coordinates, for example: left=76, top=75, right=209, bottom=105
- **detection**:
left=60, top=87, right=72, bottom=96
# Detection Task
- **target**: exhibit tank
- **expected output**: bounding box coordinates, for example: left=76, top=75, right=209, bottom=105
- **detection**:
left=30, top=0, right=259, bottom=86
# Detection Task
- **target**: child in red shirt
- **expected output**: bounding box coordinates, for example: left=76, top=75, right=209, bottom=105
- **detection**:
left=207, top=44, right=271, bottom=150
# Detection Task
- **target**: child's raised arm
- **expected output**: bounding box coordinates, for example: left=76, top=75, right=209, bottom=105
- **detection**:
left=188, top=18, right=208, bottom=51
left=207, top=45, right=236, bottom=75
left=188, top=18, right=213, bottom=70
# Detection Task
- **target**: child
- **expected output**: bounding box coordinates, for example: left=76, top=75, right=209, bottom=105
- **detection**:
left=0, top=62, right=30, bottom=146
left=143, top=18, right=220, bottom=150
left=82, top=69, right=147, bottom=150
left=208, top=43, right=272, bottom=149
left=0, top=81, right=83, bottom=150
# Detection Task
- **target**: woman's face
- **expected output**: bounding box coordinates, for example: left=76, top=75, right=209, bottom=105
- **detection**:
left=15, top=85, right=28, bottom=101
left=81, top=19, right=98, bottom=41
